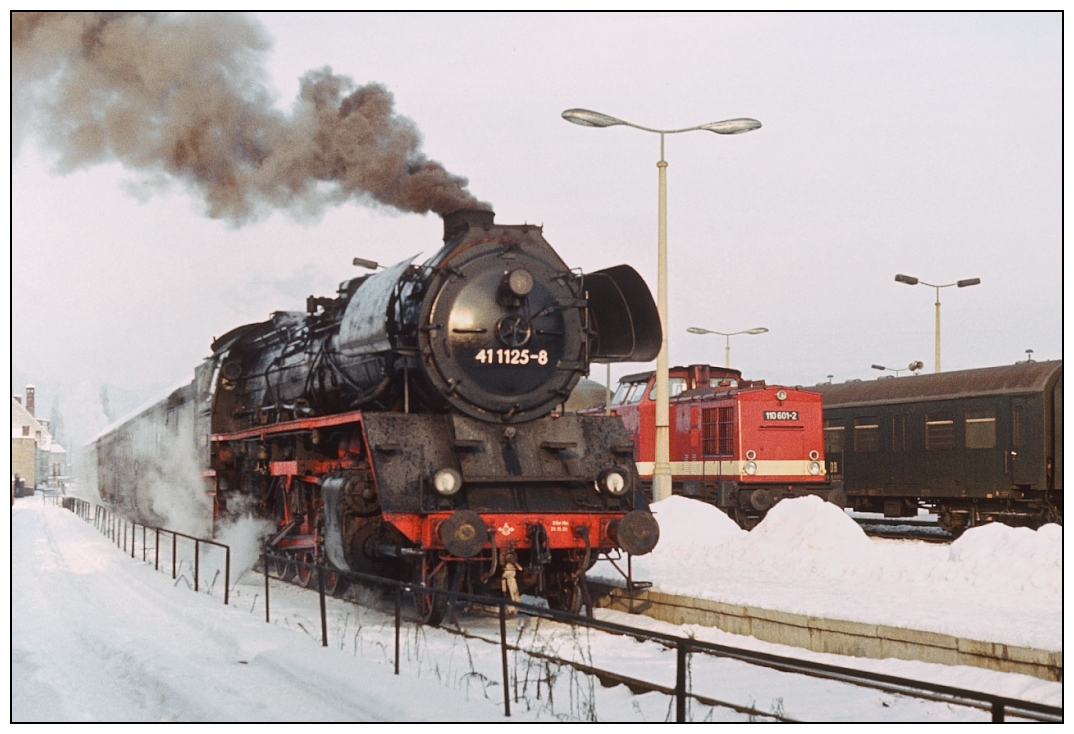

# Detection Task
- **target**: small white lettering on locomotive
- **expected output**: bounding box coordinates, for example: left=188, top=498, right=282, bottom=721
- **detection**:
left=764, top=410, right=799, bottom=421
left=550, top=520, right=570, bottom=533
left=474, top=348, right=549, bottom=365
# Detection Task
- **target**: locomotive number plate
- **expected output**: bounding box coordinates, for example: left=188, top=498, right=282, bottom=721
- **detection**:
left=474, top=348, right=549, bottom=366
left=764, top=411, right=799, bottom=421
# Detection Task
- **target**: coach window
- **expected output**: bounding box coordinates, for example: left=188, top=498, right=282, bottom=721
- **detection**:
left=611, top=382, right=630, bottom=406
left=1012, top=404, right=1025, bottom=449
left=965, top=408, right=996, bottom=449
left=824, top=422, right=845, bottom=454
left=892, top=414, right=908, bottom=451
left=853, top=416, right=880, bottom=452
left=925, top=412, right=955, bottom=450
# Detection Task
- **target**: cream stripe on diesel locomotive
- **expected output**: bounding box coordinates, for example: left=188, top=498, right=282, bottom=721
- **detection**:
left=636, top=460, right=826, bottom=477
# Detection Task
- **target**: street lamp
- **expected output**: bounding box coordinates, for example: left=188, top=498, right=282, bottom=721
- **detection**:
left=871, top=361, right=924, bottom=377
left=564, top=108, right=761, bottom=503
left=894, top=274, right=980, bottom=373
left=687, top=326, right=769, bottom=369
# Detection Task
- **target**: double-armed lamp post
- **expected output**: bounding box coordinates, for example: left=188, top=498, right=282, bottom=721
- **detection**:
left=687, top=326, right=769, bottom=368
left=894, top=274, right=980, bottom=373
left=562, top=108, right=761, bottom=502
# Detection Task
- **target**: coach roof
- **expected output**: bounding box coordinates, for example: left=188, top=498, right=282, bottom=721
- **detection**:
left=812, top=360, right=1062, bottom=409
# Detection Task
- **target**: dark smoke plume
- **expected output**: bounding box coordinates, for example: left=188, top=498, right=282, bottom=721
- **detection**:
left=12, top=12, right=489, bottom=223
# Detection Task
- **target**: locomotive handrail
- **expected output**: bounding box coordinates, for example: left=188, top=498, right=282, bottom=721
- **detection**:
left=259, top=550, right=1062, bottom=723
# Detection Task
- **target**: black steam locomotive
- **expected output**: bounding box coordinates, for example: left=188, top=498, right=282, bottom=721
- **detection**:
left=94, top=209, right=662, bottom=622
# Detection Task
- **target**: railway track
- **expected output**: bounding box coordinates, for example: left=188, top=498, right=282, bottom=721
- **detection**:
left=854, top=516, right=954, bottom=543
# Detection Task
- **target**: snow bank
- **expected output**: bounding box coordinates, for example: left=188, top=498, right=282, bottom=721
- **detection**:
left=591, top=496, right=1061, bottom=651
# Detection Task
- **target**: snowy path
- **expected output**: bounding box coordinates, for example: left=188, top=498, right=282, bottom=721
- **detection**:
left=11, top=498, right=1062, bottom=722
left=11, top=498, right=535, bottom=722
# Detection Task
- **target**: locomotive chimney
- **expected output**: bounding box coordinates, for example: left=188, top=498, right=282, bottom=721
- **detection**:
left=25, top=385, right=35, bottom=416
left=442, top=209, right=495, bottom=241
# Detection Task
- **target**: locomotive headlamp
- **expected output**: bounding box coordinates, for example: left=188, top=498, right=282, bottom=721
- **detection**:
left=506, top=268, right=535, bottom=297
left=809, top=450, right=820, bottom=461
left=433, top=468, right=463, bottom=496
left=776, top=389, right=787, bottom=401
left=598, top=468, right=630, bottom=497
left=745, top=450, right=757, bottom=460
left=744, top=461, right=758, bottom=476
left=808, top=461, right=822, bottom=476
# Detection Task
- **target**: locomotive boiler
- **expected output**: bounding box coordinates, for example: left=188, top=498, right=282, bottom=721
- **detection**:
left=98, top=209, right=662, bottom=622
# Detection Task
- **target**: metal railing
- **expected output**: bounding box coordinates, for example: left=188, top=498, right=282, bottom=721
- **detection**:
left=49, top=496, right=231, bottom=605
left=258, top=551, right=1062, bottom=723
left=42, top=498, right=1060, bottom=722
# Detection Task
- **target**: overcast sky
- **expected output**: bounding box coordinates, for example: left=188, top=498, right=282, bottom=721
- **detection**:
left=11, top=12, right=1062, bottom=431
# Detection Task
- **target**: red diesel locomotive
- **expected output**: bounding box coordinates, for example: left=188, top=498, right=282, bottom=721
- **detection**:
left=604, top=364, right=843, bottom=528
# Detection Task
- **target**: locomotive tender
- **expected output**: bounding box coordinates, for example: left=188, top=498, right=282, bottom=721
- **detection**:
left=813, top=360, right=1062, bottom=534
left=602, top=364, right=839, bottom=529
left=94, top=209, right=663, bottom=622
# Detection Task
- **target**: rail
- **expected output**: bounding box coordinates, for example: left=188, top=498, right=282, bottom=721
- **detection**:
left=259, top=551, right=1062, bottom=723
left=49, top=495, right=232, bottom=605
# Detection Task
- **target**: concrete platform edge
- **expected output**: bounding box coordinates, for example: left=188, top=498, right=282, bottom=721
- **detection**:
left=589, top=582, right=1062, bottom=682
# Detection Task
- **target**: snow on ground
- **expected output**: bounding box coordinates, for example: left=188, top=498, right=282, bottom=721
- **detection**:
left=590, top=496, right=1062, bottom=651
left=11, top=495, right=1063, bottom=722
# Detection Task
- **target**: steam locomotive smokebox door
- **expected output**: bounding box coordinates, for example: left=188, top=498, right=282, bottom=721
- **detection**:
left=420, top=238, right=586, bottom=422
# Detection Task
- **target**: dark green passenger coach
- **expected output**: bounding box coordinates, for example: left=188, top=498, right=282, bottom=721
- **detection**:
left=812, top=360, right=1062, bottom=534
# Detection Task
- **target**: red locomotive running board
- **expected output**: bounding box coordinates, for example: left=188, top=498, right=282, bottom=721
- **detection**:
left=211, top=409, right=366, bottom=443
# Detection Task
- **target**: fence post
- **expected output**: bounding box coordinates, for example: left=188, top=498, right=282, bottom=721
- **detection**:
left=155, top=528, right=160, bottom=571
left=224, top=546, right=231, bottom=606
left=676, top=640, right=687, bottom=723
left=143, top=526, right=146, bottom=562
left=992, top=701, right=1005, bottom=723
left=394, top=585, right=401, bottom=675
left=318, top=565, right=328, bottom=647
left=195, top=539, right=200, bottom=592
left=172, top=533, right=177, bottom=580
left=131, top=523, right=136, bottom=558
left=500, top=602, right=511, bottom=718
left=264, top=553, right=270, bottom=623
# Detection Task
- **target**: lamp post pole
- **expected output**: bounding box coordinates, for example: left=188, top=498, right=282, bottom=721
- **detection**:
left=564, top=109, right=760, bottom=503
left=686, top=327, right=769, bottom=369
left=895, top=274, right=980, bottom=373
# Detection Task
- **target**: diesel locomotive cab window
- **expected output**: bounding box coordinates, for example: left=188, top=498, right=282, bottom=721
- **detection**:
left=965, top=408, right=997, bottom=449
left=649, top=377, right=687, bottom=401
left=626, top=383, right=646, bottom=404
left=853, top=417, right=880, bottom=452
left=925, top=412, right=955, bottom=450
left=611, top=382, right=631, bottom=406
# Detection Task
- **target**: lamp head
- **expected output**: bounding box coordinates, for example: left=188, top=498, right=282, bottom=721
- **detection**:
left=561, top=109, right=624, bottom=128
left=957, top=278, right=981, bottom=288
left=895, top=274, right=918, bottom=285
left=746, top=327, right=769, bottom=335
left=871, top=364, right=886, bottom=371
left=687, top=327, right=712, bottom=334
left=698, top=118, right=762, bottom=135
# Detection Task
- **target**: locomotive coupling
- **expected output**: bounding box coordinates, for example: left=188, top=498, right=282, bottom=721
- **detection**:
left=606, top=510, right=660, bottom=556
